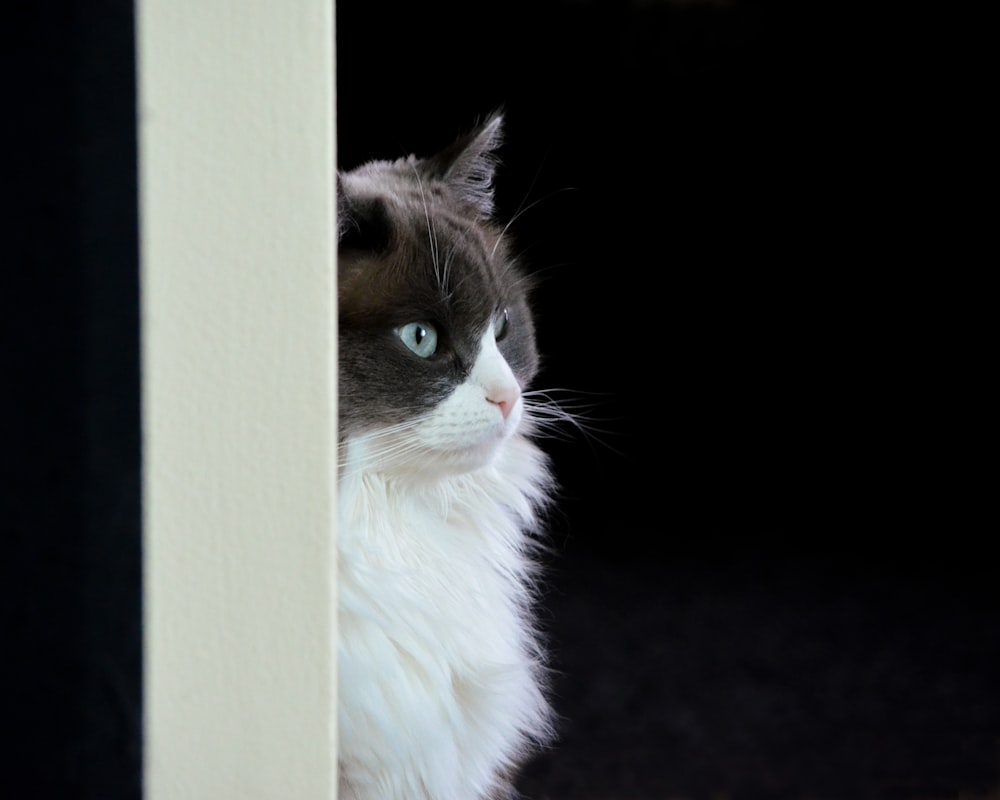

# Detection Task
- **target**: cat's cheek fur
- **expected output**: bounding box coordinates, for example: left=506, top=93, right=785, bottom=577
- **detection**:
left=414, top=330, right=525, bottom=472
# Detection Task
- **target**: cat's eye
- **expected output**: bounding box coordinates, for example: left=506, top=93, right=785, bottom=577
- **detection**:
left=493, top=308, right=509, bottom=341
left=396, top=321, right=438, bottom=358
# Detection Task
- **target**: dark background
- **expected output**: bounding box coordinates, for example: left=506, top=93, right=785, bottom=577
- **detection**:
left=338, top=21, right=996, bottom=799
left=7, top=1, right=142, bottom=797
left=7, top=0, right=996, bottom=798
left=337, top=0, right=987, bottom=568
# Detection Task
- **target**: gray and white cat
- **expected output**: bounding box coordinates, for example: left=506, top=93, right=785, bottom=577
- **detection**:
left=337, top=112, right=555, bottom=799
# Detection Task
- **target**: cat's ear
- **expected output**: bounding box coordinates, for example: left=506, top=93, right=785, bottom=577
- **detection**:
left=421, top=110, right=504, bottom=218
left=337, top=176, right=392, bottom=252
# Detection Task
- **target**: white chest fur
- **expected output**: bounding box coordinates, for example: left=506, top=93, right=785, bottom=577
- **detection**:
left=337, top=433, right=552, bottom=800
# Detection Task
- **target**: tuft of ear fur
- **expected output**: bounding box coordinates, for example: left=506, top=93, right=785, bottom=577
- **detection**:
left=420, top=109, right=504, bottom=219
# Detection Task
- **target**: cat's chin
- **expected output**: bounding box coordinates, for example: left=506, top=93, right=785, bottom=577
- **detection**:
left=420, top=433, right=511, bottom=477
left=343, top=418, right=519, bottom=481
left=411, top=403, right=523, bottom=477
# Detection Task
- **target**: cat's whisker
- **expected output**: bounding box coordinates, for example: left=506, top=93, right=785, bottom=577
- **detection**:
left=490, top=148, right=554, bottom=261
left=523, top=386, right=614, bottom=404
left=494, top=253, right=538, bottom=296
left=439, top=263, right=486, bottom=303
left=490, top=176, right=541, bottom=262
left=348, top=420, right=424, bottom=448
left=496, top=241, right=573, bottom=294
left=409, top=161, right=443, bottom=288
left=338, top=439, right=427, bottom=476
left=336, top=417, right=432, bottom=472
left=491, top=187, right=576, bottom=262
left=522, top=388, right=625, bottom=457
left=441, top=244, right=457, bottom=296
left=522, top=260, right=576, bottom=282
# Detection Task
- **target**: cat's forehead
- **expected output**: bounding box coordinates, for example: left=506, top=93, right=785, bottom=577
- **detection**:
left=343, top=157, right=476, bottom=222
left=341, top=161, right=512, bottom=302
left=379, top=225, right=502, bottom=314
left=340, top=227, right=516, bottom=336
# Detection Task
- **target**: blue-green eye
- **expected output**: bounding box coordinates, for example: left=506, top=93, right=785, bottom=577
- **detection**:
left=493, top=308, right=509, bottom=341
left=396, top=321, right=438, bottom=358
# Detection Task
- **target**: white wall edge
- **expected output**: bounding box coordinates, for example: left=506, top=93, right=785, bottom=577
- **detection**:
left=137, top=2, right=337, bottom=797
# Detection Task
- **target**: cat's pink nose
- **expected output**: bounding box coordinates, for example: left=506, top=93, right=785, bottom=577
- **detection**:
left=488, top=384, right=521, bottom=420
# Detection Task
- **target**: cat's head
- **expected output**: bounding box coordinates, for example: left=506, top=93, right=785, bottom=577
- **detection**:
left=337, top=111, right=540, bottom=475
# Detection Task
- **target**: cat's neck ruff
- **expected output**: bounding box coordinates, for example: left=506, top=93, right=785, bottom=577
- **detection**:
left=337, top=431, right=553, bottom=800
left=338, top=430, right=550, bottom=540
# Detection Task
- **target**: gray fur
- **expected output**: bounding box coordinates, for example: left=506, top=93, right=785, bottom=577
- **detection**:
left=337, top=112, right=539, bottom=441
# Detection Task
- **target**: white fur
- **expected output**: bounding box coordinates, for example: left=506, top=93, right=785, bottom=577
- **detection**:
left=338, top=331, right=553, bottom=800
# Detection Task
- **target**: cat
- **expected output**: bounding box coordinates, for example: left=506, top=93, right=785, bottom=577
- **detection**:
left=336, top=112, right=556, bottom=800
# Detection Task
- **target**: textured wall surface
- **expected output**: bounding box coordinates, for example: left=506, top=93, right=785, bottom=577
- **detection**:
left=138, top=1, right=337, bottom=798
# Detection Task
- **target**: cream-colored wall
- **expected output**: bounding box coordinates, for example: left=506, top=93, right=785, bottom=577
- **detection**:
left=137, top=2, right=337, bottom=797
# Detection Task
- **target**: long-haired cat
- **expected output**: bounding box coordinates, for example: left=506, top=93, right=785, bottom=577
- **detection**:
left=337, top=112, right=555, bottom=799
